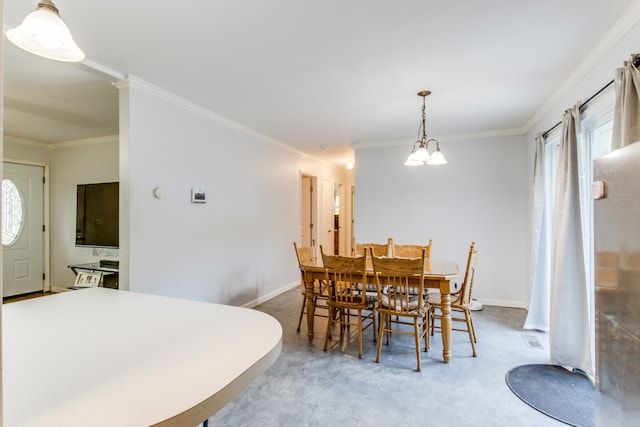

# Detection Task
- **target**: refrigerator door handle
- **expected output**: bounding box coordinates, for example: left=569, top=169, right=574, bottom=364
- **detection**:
left=591, top=180, right=606, bottom=200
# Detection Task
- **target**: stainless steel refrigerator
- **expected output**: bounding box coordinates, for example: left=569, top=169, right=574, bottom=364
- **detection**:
left=593, top=141, right=640, bottom=426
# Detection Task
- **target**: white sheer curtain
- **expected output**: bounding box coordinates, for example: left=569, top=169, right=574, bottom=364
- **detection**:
left=612, top=53, right=640, bottom=149
left=524, top=133, right=550, bottom=331
left=549, top=103, right=593, bottom=376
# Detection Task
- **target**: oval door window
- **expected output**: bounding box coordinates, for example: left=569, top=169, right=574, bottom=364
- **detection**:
left=2, top=179, right=25, bottom=246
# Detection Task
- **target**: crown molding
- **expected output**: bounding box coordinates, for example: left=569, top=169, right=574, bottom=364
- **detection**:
left=3, top=135, right=50, bottom=149
left=53, top=135, right=119, bottom=150
left=4, top=134, right=118, bottom=151
left=114, top=75, right=334, bottom=166
left=82, top=59, right=126, bottom=82
left=121, top=76, right=285, bottom=146
left=436, top=128, right=524, bottom=142
left=353, top=127, right=523, bottom=150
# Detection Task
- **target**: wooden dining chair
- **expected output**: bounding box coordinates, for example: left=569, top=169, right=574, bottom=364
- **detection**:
left=389, top=239, right=435, bottom=298
left=371, top=249, right=430, bottom=371
left=293, top=242, right=328, bottom=332
left=353, top=239, right=391, bottom=293
left=390, top=238, right=433, bottom=259
left=321, top=246, right=377, bottom=359
left=428, top=241, right=479, bottom=357
left=354, top=239, right=391, bottom=257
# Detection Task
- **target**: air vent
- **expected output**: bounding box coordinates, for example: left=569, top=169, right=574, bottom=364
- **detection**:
left=522, top=334, right=543, bottom=349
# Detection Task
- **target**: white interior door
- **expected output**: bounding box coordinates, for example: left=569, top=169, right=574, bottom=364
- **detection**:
left=300, top=174, right=316, bottom=248
left=3, top=162, right=44, bottom=297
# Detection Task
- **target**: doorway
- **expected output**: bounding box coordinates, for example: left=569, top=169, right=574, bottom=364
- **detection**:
left=321, top=178, right=334, bottom=254
left=300, top=174, right=346, bottom=256
left=2, top=161, right=48, bottom=297
left=333, top=182, right=346, bottom=255
left=300, top=173, right=317, bottom=248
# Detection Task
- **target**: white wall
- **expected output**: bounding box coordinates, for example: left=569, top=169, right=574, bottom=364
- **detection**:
left=3, top=138, right=51, bottom=164
left=3, top=80, right=350, bottom=305
left=355, top=134, right=529, bottom=307
left=119, top=78, right=348, bottom=306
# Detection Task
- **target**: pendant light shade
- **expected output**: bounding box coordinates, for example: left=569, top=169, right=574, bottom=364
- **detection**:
left=414, top=145, right=430, bottom=163
left=403, top=152, right=423, bottom=166
left=404, top=90, right=447, bottom=166
left=426, top=142, right=448, bottom=165
left=6, top=0, right=85, bottom=62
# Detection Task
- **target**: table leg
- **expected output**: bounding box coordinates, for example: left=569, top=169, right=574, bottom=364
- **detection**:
left=305, top=279, right=315, bottom=341
left=440, top=292, right=452, bottom=363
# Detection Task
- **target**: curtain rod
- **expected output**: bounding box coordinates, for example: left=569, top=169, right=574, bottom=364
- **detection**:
left=541, top=54, right=640, bottom=139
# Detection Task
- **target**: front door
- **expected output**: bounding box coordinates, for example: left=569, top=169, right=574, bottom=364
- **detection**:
left=2, top=162, right=45, bottom=297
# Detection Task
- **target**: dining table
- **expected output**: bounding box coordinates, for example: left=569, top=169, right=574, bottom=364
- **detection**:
left=299, top=257, right=460, bottom=363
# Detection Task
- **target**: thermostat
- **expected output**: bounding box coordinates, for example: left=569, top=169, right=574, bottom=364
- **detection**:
left=153, top=187, right=165, bottom=199
left=191, top=188, right=206, bottom=204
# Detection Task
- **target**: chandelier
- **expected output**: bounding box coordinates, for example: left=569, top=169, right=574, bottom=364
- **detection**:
left=404, top=90, right=447, bottom=166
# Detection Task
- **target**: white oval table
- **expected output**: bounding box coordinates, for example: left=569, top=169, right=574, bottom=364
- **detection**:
left=3, top=287, right=283, bottom=426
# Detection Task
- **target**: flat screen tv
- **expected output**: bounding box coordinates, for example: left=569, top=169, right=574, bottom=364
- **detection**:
left=75, top=182, right=119, bottom=248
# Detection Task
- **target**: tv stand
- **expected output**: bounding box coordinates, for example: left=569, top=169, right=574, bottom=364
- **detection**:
left=68, top=262, right=119, bottom=289
left=99, top=259, right=119, bottom=269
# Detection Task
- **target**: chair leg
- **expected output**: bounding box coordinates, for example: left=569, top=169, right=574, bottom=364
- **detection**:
left=297, top=289, right=319, bottom=332
left=371, top=308, right=377, bottom=343
left=296, top=294, right=306, bottom=332
left=423, top=317, right=430, bottom=352
left=464, top=309, right=477, bottom=357
left=414, top=318, right=421, bottom=372
left=357, top=311, right=363, bottom=359
left=469, top=313, right=478, bottom=343
left=345, top=309, right=351, bottom=332
left=324, top=306, right=334, bottom=351
left=376, top=313, right=386, bottom=363
left=430, top=306, right=437, bottom=336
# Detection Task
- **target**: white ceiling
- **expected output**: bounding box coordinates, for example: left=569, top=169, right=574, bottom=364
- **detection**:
left=3, top=0, right=638, bottom=164
left=3, top=42, right=119, bottom=144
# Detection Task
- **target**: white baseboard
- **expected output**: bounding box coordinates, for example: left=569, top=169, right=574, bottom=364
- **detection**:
left=237, top=282, right=527, bottom=311
left=51, top=286, right=74, bottom=293
left=477, top=298, right=527, bottom=309
left=241, top=281, right=301, bottom=309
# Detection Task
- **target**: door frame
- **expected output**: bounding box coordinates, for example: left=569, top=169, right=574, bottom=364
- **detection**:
left=2, top=159, right=51, bottom=293
left=320, top=177, right=334, bottom=255
left=299, top=171, right=318, bottom=249
left=334, top=181, right=347, bottom=255
left=350, top=185, right=355, bottom=256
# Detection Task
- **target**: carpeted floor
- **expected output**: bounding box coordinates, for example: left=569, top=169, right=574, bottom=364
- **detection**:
left=506, top=364, right=595, bottom=427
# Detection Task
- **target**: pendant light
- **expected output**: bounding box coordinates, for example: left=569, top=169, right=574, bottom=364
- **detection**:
left=404, top=90, right=448, bottom=166
left=6, top=0, right=85, bottom=62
